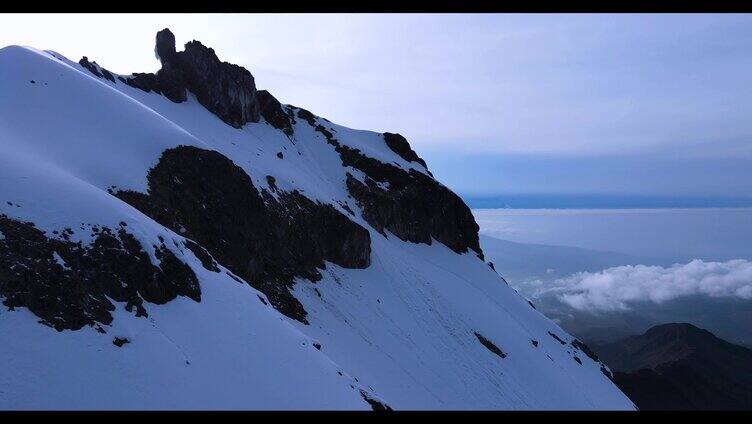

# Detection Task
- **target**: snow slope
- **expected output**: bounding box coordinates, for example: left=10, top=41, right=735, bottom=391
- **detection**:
left=0, top=45, right=634, bottom=410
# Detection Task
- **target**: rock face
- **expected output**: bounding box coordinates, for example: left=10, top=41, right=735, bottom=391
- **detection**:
left=120, top=28, right=261, bottom=128
left=0, top=215, right=200, bottom=331
left=293, top=107, right=483, bottom=259
left=116, top=146, right=371, bottom=323
left=345, top=169, right=482, bottom=258
left=383, top=132, right=428, bottom=169
left=257, top=90, right=294, bottom=136
left=594, top=323, right=752, bottom=410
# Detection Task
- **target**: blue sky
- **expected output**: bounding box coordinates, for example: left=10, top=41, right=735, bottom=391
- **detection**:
left=2, top=13, right=751, bottom=200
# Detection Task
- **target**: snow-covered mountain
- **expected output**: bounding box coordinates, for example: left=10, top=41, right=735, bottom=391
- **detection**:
left=0, top=29, right=634, bottom=410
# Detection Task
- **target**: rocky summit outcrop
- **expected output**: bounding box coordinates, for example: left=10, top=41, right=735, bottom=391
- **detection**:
left=69, top=28, right=484, bottom=322
left=118, top=28, right=261, bottom=128
left=63, top=28, right=484, bottom=324
left=0, top=215, right=200, bottom=331
left=116, top=146, right=371, bottom=323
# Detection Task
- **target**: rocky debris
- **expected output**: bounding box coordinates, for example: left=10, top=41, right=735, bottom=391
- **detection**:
left=548, top=331, right=567, bottom=345
left=382, top=132, right=428, bottom=170
left=474, top=331, right=507, bottom=359
left=112, top=337, right=130, bottom=347
left=115, top=146, right=371, bottom=323
left=571, top=339, right=600, bottom=362
left=117, top=28, right=260, bottom=128
left=359, top=391, right=392, bottom=411
left=79, top=57, right=116, bottom=83
left=0, top=215, right=200, bottom=331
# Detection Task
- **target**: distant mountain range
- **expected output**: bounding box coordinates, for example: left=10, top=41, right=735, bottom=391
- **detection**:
left=593, top=323, right=752, bottom=410
left=464, top=194, right=752, bottom=209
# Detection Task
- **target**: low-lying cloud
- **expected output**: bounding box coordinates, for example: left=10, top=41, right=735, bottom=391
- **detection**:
left=529, top=259, right=752, bottom=311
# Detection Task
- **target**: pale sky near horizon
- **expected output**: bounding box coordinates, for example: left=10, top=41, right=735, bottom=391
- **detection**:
left=2, top=13, right=751, bottom=198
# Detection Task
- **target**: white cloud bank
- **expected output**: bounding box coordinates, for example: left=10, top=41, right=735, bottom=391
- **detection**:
left=529, top=259, right=752, bottom=311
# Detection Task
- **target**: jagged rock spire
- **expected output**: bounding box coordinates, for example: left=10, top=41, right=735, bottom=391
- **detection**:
left=107, top=28, right=261, bottom=128
left=155, top=28, right=177, bottom=65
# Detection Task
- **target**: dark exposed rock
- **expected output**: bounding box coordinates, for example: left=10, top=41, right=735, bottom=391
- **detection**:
left=122, top=71, right=184, bottom=101
left=383, top=132, right=428, bottom=169
left=155, top=28, right=177, bottom=65
left=295, top=107, right=317, bottom=126
left=115, top=146, right=371, bottom=323
left=257, top=90, right=294, bottom=136
left=289, top=109, right=481, bottom=258
left=179, top=39, right=260, bottom=127
left=313, top=343, right=322, bottom=350
left=101, top=69, right=116, bottom=83
left=474, top=331, right=507, bottom=359
left=112, top=337, right=130, bottom=347
left=531, top=339, right=539, bottom=347
left=360, top=391, right=392, bottom=411
left=183, top=239, right=220, bottom=272
left=79, top=57, right=116, bottom=83
left=266, top=175, right=278, bottom=192
left=573, top=356, right=582, bottom=365
left=548, top=331, right=567, bottom=345
left=120, top=28, right=260, bottom=128
left=571, top=339, right=599, bottom=362
left=346, top=170, right=482, bottom=259
left=0, top=215, right=200, bottom=331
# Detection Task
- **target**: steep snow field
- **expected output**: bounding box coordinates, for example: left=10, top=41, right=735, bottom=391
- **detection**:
left=0, top=45, right=634, bottom=410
